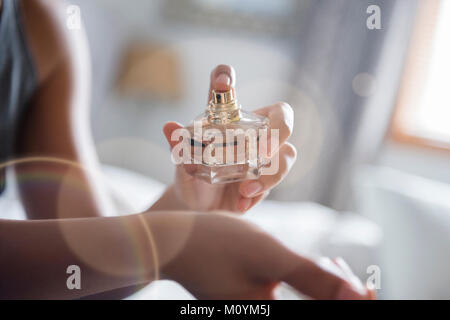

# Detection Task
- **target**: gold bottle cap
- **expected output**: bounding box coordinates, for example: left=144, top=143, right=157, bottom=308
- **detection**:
left=212, top=90, right=235, bottom=104
left=207, top=89, right=241, bottom=123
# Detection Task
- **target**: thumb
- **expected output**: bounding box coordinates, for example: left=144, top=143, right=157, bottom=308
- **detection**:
left=163, top=121, right=184, bottom=150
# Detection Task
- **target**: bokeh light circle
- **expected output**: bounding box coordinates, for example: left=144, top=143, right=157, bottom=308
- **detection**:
left=0, top=156, right=161, bottom=285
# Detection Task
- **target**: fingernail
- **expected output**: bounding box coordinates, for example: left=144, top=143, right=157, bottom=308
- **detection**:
left=336, top=283, right=366, bottom=300
left=245, top=181, right=263, bottom=197
left=215, top=73, right=231, bottom=87
left=238, top=197, right=253, bottom=212
left=334, top=257, right=354, bottom=278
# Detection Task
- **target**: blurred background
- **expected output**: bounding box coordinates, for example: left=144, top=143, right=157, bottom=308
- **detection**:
left=65, top=0, right=450, bottom=299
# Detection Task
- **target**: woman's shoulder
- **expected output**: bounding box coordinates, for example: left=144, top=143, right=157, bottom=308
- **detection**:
left=20, top=0, right=90, bottom=85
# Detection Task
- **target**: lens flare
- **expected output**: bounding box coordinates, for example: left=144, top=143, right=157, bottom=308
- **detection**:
left=0, top=156, right=160, bottom=283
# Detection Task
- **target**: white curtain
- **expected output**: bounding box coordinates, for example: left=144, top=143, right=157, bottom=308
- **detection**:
left=272, top=0, right=420, bottom=210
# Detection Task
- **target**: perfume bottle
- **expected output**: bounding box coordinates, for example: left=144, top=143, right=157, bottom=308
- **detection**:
left=185, top=89, right=269, bottom=184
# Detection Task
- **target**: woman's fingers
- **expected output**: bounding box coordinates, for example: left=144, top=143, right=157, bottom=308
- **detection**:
left=281, top=255, right=371, bottom=300
left=238, top=142, right=297, bottom=201
left=254, top=102, right=294, bottom=157
left=332, top=257, right=377, bottom=299
left=332, top=257, right=365, bottom=292
left=208, top=64, right=236, bottom=103
left=237, top=191, right=270, bottom=213
left=262, top=240, right=371, bottom=300
left=163, top=121, right=184, bottom=149
left=237, top=142, right=296, bottom=212
left=163, top=121, right=199, bottom=175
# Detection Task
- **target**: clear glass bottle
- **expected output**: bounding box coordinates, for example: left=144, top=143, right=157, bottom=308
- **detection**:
left=184, top=89, right=269, bottom=184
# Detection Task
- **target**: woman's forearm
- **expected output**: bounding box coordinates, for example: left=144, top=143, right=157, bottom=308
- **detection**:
left=0, top=213, right=158, bottom=299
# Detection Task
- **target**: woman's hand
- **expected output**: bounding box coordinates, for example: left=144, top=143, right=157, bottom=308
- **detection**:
left=161, top=65, right=296, bottom=213
left=150, top=211, right=374, bottom=300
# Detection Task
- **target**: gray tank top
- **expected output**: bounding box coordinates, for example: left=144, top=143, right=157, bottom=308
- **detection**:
left=0, top=0, right=37, bottom=193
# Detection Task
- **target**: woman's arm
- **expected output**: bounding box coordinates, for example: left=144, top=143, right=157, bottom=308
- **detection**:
left=0, top=211, right=373, bottom=300
left=9, top=0, right=154, bottom=299
left=0, top=213, right=157, bottom=299
left=15, top=0, right=112, bottom=220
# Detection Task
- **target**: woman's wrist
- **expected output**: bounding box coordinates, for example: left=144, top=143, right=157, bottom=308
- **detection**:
left=142, top=210, right=198, bottom=281
left=149, top=185, right=189, bottom=212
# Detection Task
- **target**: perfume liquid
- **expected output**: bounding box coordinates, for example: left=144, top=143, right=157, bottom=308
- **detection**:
left=185, top=89, right=269, bottom=184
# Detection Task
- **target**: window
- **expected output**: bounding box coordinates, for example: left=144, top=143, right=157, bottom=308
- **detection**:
left=391, top=0, right=450, bottom=151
